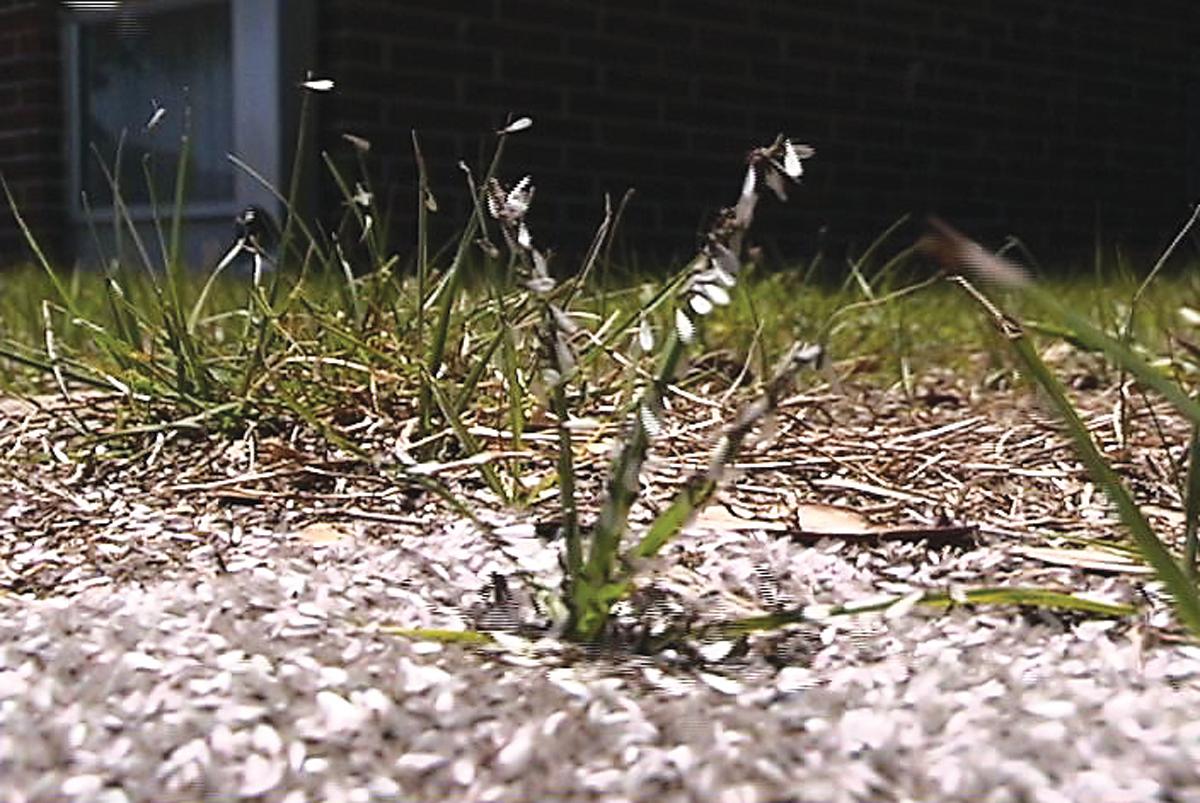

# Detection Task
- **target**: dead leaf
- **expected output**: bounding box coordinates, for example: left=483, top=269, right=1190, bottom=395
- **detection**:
left=1019, top=546, right=1153, bottom=575
left=294, top=522, right=354, bottom=545
left=689, top=505, right=788, bottom=533
left=794, top=503, right=878, bottom=535
left=727, top=501, right=786, bottom=521
left=790, top=504, right=977, bottom=546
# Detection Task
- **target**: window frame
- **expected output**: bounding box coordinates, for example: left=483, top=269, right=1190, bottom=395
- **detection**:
left=61, top=0, right=296, bottom=226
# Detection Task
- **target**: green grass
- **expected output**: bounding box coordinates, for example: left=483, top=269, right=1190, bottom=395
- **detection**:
left=4, top=258, right=1196, bottom=395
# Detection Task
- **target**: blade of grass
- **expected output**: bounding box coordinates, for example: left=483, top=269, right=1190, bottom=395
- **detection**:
left=188, top=240, right=246, bottom=334
left=374, top=627, right=494, bottom=644
left=420, top=131, right=513, bottom=437
left=141, top=154, right=170, bottom=276
left=91, top=400, right=244, bottom=440
left=322, top=150, right=381, bottom=268
left=92, top=143, right=214, bottom=399
left=3, top=174, right=187, bottom=397
left=850, top=213, right=910, bottom=286
left=0, top=342, right=115, bottom=390
left=1115, top=204, right=1200, bottom=438
left=166, top=105, right=191, bottom=277
left=951, top=274, right=1200, bottom=635
left=453, top=330, right=505, bottom=414
left=39, top=300, right=88, bottom=434
left=700, top=587, right=1135, bottom=639
left=561, top=192, right=615, bottom=307
left=597, top=188, right=635, bottom=319
left=227, top=153, right=329, bottom=264
left=274, top=88, right=313, bottom=269
left=80, top=189, right=147, bottom=353
left=412, top=130, right=432, bottom=349
left=925, top=218, right=1200, bottom=427
left=421, top=367, right=512, bottom=504
left=492, top=286, right=526, bottom=451
left=1185, top=422, right=1200, bottom=581
left=2, top=174, right=74, bottom=307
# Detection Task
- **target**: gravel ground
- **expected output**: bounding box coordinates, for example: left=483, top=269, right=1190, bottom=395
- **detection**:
left=4, top=383, right=1200, bottom=801
left=4, top=512, right=1200, bottom=803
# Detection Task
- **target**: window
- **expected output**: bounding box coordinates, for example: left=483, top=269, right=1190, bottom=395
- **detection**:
left=62, top=0, right=314, bottom=261
left=76, top=1, right=234, bottom=209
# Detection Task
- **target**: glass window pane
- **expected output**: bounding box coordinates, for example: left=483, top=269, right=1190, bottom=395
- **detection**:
left=78, top=2, right=233, bottom=206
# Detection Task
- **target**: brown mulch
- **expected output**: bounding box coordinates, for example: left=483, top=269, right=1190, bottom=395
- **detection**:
left=0, top=370, right=1189, bottom=606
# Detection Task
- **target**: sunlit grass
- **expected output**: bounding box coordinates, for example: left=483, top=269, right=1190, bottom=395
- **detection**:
left=4, top=254, right=1200, bottom=396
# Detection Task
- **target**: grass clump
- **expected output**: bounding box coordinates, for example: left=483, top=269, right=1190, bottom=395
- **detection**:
left=6, top=88, right=1200, bottom=649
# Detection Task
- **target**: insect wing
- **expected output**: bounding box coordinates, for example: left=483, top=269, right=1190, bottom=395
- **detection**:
left=497, top=116, right=534, bottom=135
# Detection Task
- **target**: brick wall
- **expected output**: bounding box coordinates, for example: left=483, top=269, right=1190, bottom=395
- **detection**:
left=2, top=2, right=1192, bottom=269
left=0, top=0, right=63, bottom=266
left=318, top=0, right=1198, bottom=267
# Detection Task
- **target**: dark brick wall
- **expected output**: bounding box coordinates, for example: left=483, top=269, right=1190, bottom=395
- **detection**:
left=0, top=0, right=63, bottom=266
left=318, top=0, right=1199, bottom=267
left=2, top=2, right=1193, bottom=268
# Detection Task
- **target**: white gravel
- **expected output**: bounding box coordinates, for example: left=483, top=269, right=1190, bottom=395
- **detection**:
left=4, top=513, right=1200, bottom=803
